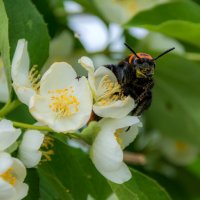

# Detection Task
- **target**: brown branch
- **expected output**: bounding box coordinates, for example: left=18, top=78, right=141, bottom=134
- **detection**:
left=123, top=151, right=146, bottom=165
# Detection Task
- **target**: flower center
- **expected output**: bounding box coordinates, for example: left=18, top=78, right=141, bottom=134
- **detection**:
left=1, top=168, right=16, bottom=185
left=97, top=75, right=124, bottom=106
left=175, top=142, right=189, bottom=152
left=48, top=87, right=80, bottom=117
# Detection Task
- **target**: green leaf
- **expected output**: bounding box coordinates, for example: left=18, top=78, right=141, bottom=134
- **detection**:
left=24, top=169, right=40, bottom=200
left=141, top=168, right=200, bottom=200
left=38, top=166, right=73, bottom=200
left=0, top=0, right=11, bottom=94
left=127, top=1, right=200, bottom=26
left=7, top=104, right=35, bottom=124
left=109, top=168, right=171, bottom=200
left=125, top=1, right=200, bottom=48
left=3, top=0, right=50, bottom=68
left=145, top=54, right=200, bottom=145
left=38, top=139, right=112, bottom=200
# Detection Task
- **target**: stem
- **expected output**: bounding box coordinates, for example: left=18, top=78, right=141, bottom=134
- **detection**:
left=3, top=119, right=84, bottom=141
left=67, top=132, right=86, bottom=141
left=0, top=99, right=21, bottom=117
left=124, top=151, right=146, bottom=165
left=12, top=121, right=52, bottom=132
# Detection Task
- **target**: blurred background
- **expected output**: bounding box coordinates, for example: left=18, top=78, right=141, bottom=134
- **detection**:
left=4, top=0, right=200, bottom=199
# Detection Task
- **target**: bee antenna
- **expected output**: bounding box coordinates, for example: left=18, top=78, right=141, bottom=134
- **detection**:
left=153, top=47, right=175, bottom=61
left=124, top=43, right=140, bottom=59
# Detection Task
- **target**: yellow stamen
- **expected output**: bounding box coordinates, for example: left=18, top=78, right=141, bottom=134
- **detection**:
left=1, top=168, right=16, bottom=185
left=48, top=87, right=80, bottom=118
left=28, top=65, right=40, bottom=91
left=41, top=136, right=54, bottom=162
left=114, top=129, right=123, bottom=145
left=41, top=150, right=54, bottom=162
left=97, top=75, right=125, bottom=106
left=42, top=136, right=54, bottom=149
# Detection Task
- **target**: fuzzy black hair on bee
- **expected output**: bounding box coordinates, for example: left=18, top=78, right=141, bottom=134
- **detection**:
left=105, top=43, right=175, bottom=115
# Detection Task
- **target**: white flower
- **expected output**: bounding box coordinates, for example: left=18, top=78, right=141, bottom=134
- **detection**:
left=78, top=56, right=135, bottom=118
left=11, top=39, right=36, bottom=106
left=90, top=116, right=141, bottom=184
left=0, top=119, right=21, bottom=152
left=18, top=130, right=45, bottom=168
left=0, top=152, right=28, bottom=200
left=161, top=138, right=199, bottom=166
left=0, top=59, right=9, bottom=103
left=29, top=62, right=93, bottom=132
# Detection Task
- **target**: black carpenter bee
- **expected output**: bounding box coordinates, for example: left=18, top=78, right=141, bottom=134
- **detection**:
left=105, top=43, right=175, bottom=116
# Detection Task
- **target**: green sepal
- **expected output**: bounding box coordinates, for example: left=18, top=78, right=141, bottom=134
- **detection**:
left=80, top=121, right=101, bottom=145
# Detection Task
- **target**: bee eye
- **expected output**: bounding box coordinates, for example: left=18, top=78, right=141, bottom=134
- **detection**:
left=148, top=61, right=154, bottom=65
left=137, top=59, right=143, bottom=64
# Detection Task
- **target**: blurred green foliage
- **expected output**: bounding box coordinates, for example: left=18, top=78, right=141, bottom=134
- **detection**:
left=1, top=0, right=200, bottom=199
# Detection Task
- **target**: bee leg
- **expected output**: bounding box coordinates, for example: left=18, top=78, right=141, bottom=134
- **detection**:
left=132, top=92, right=152, bottom=116
left=125, top=126, right=131, bottom=132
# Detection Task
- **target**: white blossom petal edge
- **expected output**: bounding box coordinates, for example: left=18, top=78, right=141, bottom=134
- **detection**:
left=11, top=39, right=36, bottom=106
left=90, top=116, right=141, bottom=184
left=0, top=152, right=28, bottom=200
left=18, top=130, right=45, bottom=168
left=0, top=119, right=21, bottom=151
left=29, top=62, right=93, bottom=132
left=78, top=56, right=135, bottom=118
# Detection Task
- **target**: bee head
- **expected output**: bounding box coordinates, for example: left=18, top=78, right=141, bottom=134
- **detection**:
left=124, top=42, right=175, bottom=78
left=134, top=58, right=155, bottom=78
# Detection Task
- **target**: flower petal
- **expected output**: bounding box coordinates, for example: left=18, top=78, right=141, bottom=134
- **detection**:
left=14, top=181, right=29, bottom=200
left=12, top=158, right=27, bottom=182
left=78, top=56, right=97, bottom=97
left=11, top=39, right=35, bottom=105
left=90, top=125, right=123, bottom=172
left=19, top=130, right=44, bottom=151
left=101, top=162, right=131, bottom=184
left=18, top=130, right=44, bottom=168
left=0, top=152, right=13, bottom=175
left=93, top=96, right=135, bottom=118
left=29, top=95, right=55, bottom=126
left=12, top=84, right=35, bottom=106
left=40, top=62, right=77, bottom=95
left=0, top=178, right=16, bottom=200
left=99, top=116, right=140, bottom=131
left=90, top=116, right=140, bottom=183
left=78, top=56, right=95, bottom=73
left=18, top=150, right=42, bottom=168
left=120, top=125, right=140, bottom=150
left=0, top=119, right=21, bottom=151
left=11, top=39, right=30, bottom=86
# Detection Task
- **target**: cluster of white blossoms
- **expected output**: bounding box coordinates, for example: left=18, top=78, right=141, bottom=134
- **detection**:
left=0, top=38, right=142, bottom=198
left=0, top=119, right=28, bottom=200
left=0, top=117, right=53, bottom=200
